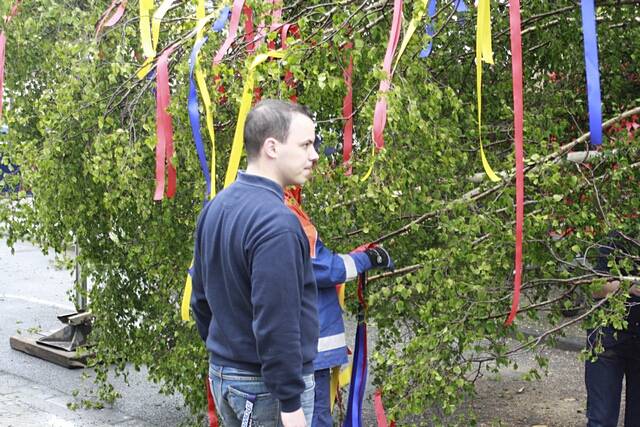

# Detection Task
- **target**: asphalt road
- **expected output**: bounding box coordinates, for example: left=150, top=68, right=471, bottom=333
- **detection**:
left=0, top=240, right=188, bottom=426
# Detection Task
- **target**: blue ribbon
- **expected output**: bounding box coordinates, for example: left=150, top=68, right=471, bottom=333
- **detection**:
left=188, top=36, right=212, bottom=198
left=455, top=0, right=468, bottom=13
left=213, top=6, right=230, bottom=32
left=187, top=7, right=230, bottom=199
left=343, top=323, right=367, bottom=427
left=343, top=274, right=368, bottom=427
left=419, top=0, right=438, bottom=58
left=580, top=0, right=602, bottom=145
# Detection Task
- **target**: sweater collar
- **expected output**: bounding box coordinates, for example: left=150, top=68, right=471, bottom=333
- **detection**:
left=237, top=171, right=285, bottom=199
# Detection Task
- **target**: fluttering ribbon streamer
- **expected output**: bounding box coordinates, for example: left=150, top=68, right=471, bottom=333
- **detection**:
left=455, top=0, right=468, bottom=12
left=4, top=0, right=21, bottom=24
left=505, top=0, right=524, bottom=326
left=213, top=6, right=231, bottom=32
left=374, top=389, right=396, bottom=427
left=280, top=24, right=299, bottom=101
left=343, top=273, right=369, bottom=427
left=189, top=36, right=214, bottom=200
left=0, top=33, right=6, bottom=123
left=137, top=0, right=154, bottom=78
left=224, top=51, right=286, bottom=187
left=188, top=3, right=228, bottom=200
left=137, top=0, right=174, bottom=79
left=0, top=0, right=22, bottom=123
left=269, top=0, right=283, bottom=28
left=153, top=44, right=177, bottom=201
left=342, top=43, right=354, bottom=175
left=152, top=0, right=174, bottom=47
left=213, top=0, right=245, bottom=65
left=420, top=0, right=437, bottom=58
left=180, top=9, right=224, bottom=321
left=393, top=0, right=427, bottom=72
left=242, top=5, right=256, bottom=53
left=372, top=0, right=403, bottom=152
left=95, top=0, right=127, bottom=37
left=344, top=275, right=395, bottom=426
left=580, top=0, right=603, bottom=146
left=475, top=0, right=501, bottom=182
left=363, top=0, right=403, bottom=182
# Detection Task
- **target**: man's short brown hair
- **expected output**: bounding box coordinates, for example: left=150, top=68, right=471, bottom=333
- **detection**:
left=244, top=100, right=313, bottom=161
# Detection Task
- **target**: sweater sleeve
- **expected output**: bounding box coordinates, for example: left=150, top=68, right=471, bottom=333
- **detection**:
left=312, top=239, right=358, bottom=287
left=250, top=231, right=308, bottom=412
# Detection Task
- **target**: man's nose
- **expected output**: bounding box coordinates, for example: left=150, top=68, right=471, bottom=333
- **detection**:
left=309, top=145, right=319, bottom=162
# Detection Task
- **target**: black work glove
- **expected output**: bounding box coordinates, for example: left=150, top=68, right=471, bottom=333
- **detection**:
left=364, top=247, right=395, bottom=271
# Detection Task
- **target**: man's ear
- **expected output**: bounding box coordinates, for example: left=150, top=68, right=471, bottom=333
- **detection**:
left=263, top=137, right=279, bottom=159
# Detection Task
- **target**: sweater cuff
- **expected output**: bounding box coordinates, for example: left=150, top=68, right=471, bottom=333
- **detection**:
left=280, top=396, right=301, bottom=413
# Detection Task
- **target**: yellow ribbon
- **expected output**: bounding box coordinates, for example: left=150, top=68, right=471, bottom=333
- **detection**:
left=179, top=11, right=227, bottom=323
left=476, top=0, right=500, bottom=182
left=224, top=51, right=286, bottom=187
left=180, top=261, right=194, bottom=321
left=137, top=0, right=175, bottom=79
left=393, top=0, right=428, bottom=73
left=194, top=0, right=217, bottom=199
left=139, top=0, right=154, bottom=57
left=331, top=282, right=352, bottom=409
left=329, top=364, right=353, bottom=413
left=152, top=0, right=174, bottom=47
left=360, top=143, right=377, bottom=182
left=196, top=0, right=206, bottom=39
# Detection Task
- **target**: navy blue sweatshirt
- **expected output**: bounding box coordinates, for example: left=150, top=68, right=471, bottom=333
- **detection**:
left=190, top=172, right=319, bottom=412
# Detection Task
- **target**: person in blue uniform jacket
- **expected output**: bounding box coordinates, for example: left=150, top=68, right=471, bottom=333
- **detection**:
left=585, top=231, right=640, bottom=427
left=285, top=188, right=394, bottom=427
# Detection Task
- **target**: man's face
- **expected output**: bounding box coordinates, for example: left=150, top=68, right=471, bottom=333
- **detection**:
left=274, top=113, right=318, bottom=187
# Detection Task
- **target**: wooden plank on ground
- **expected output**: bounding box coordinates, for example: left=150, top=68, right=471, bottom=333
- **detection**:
left=9, top=335, right=88, bottom=369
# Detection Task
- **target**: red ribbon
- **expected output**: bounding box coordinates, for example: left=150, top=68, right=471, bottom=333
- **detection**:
left=212, top=0, right=245, bottom=66
left=243, top=5, right=256, bottom=53
left=205, top=378, right=219, bottom=427
left=0, top=33, right=6, bottom=123
left=374, top=389, right=396, bottom=427
left=505, top=0, right=524, bottom=326
left=269, top=0, right=283, bottom=28
left=266, top=0, right=284, bottom=52
left=342, top=43, right=354, bottom=175
left=0, top=0, right=21, bottom=123
left=4, top=0, right=20, bottom=24
left=280, top=23, right=300, bottom=102
left=95, top=0, right=127, bottom=37
left=372, top=0, right=403, bottom=150
left=154, top=45, right=177, bottom=201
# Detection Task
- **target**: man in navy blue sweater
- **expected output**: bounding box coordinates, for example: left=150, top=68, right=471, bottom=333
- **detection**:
left=191, top=100, right=320, bottom=427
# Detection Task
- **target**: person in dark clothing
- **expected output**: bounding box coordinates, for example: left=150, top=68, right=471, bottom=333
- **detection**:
left=585, top=232, right=640, bottom=427
left=191, top=100, right=320, bottom=427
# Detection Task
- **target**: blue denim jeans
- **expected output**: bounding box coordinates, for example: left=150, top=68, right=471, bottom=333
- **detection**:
left=209, top=363, right=315, bottom=427
left=311, top=369, right=332, bottom=427
left=585, top=334, right=640, bottom=427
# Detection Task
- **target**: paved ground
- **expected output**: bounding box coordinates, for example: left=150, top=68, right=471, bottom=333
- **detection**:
left=0, top=240, right=188, bottom=426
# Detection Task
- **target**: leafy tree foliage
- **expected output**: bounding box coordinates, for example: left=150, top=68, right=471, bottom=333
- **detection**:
left=1, top=0, right=639, bottom=424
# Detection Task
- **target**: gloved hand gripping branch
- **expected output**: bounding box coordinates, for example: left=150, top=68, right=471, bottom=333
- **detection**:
left=349, top=246, right=395, bottom=274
